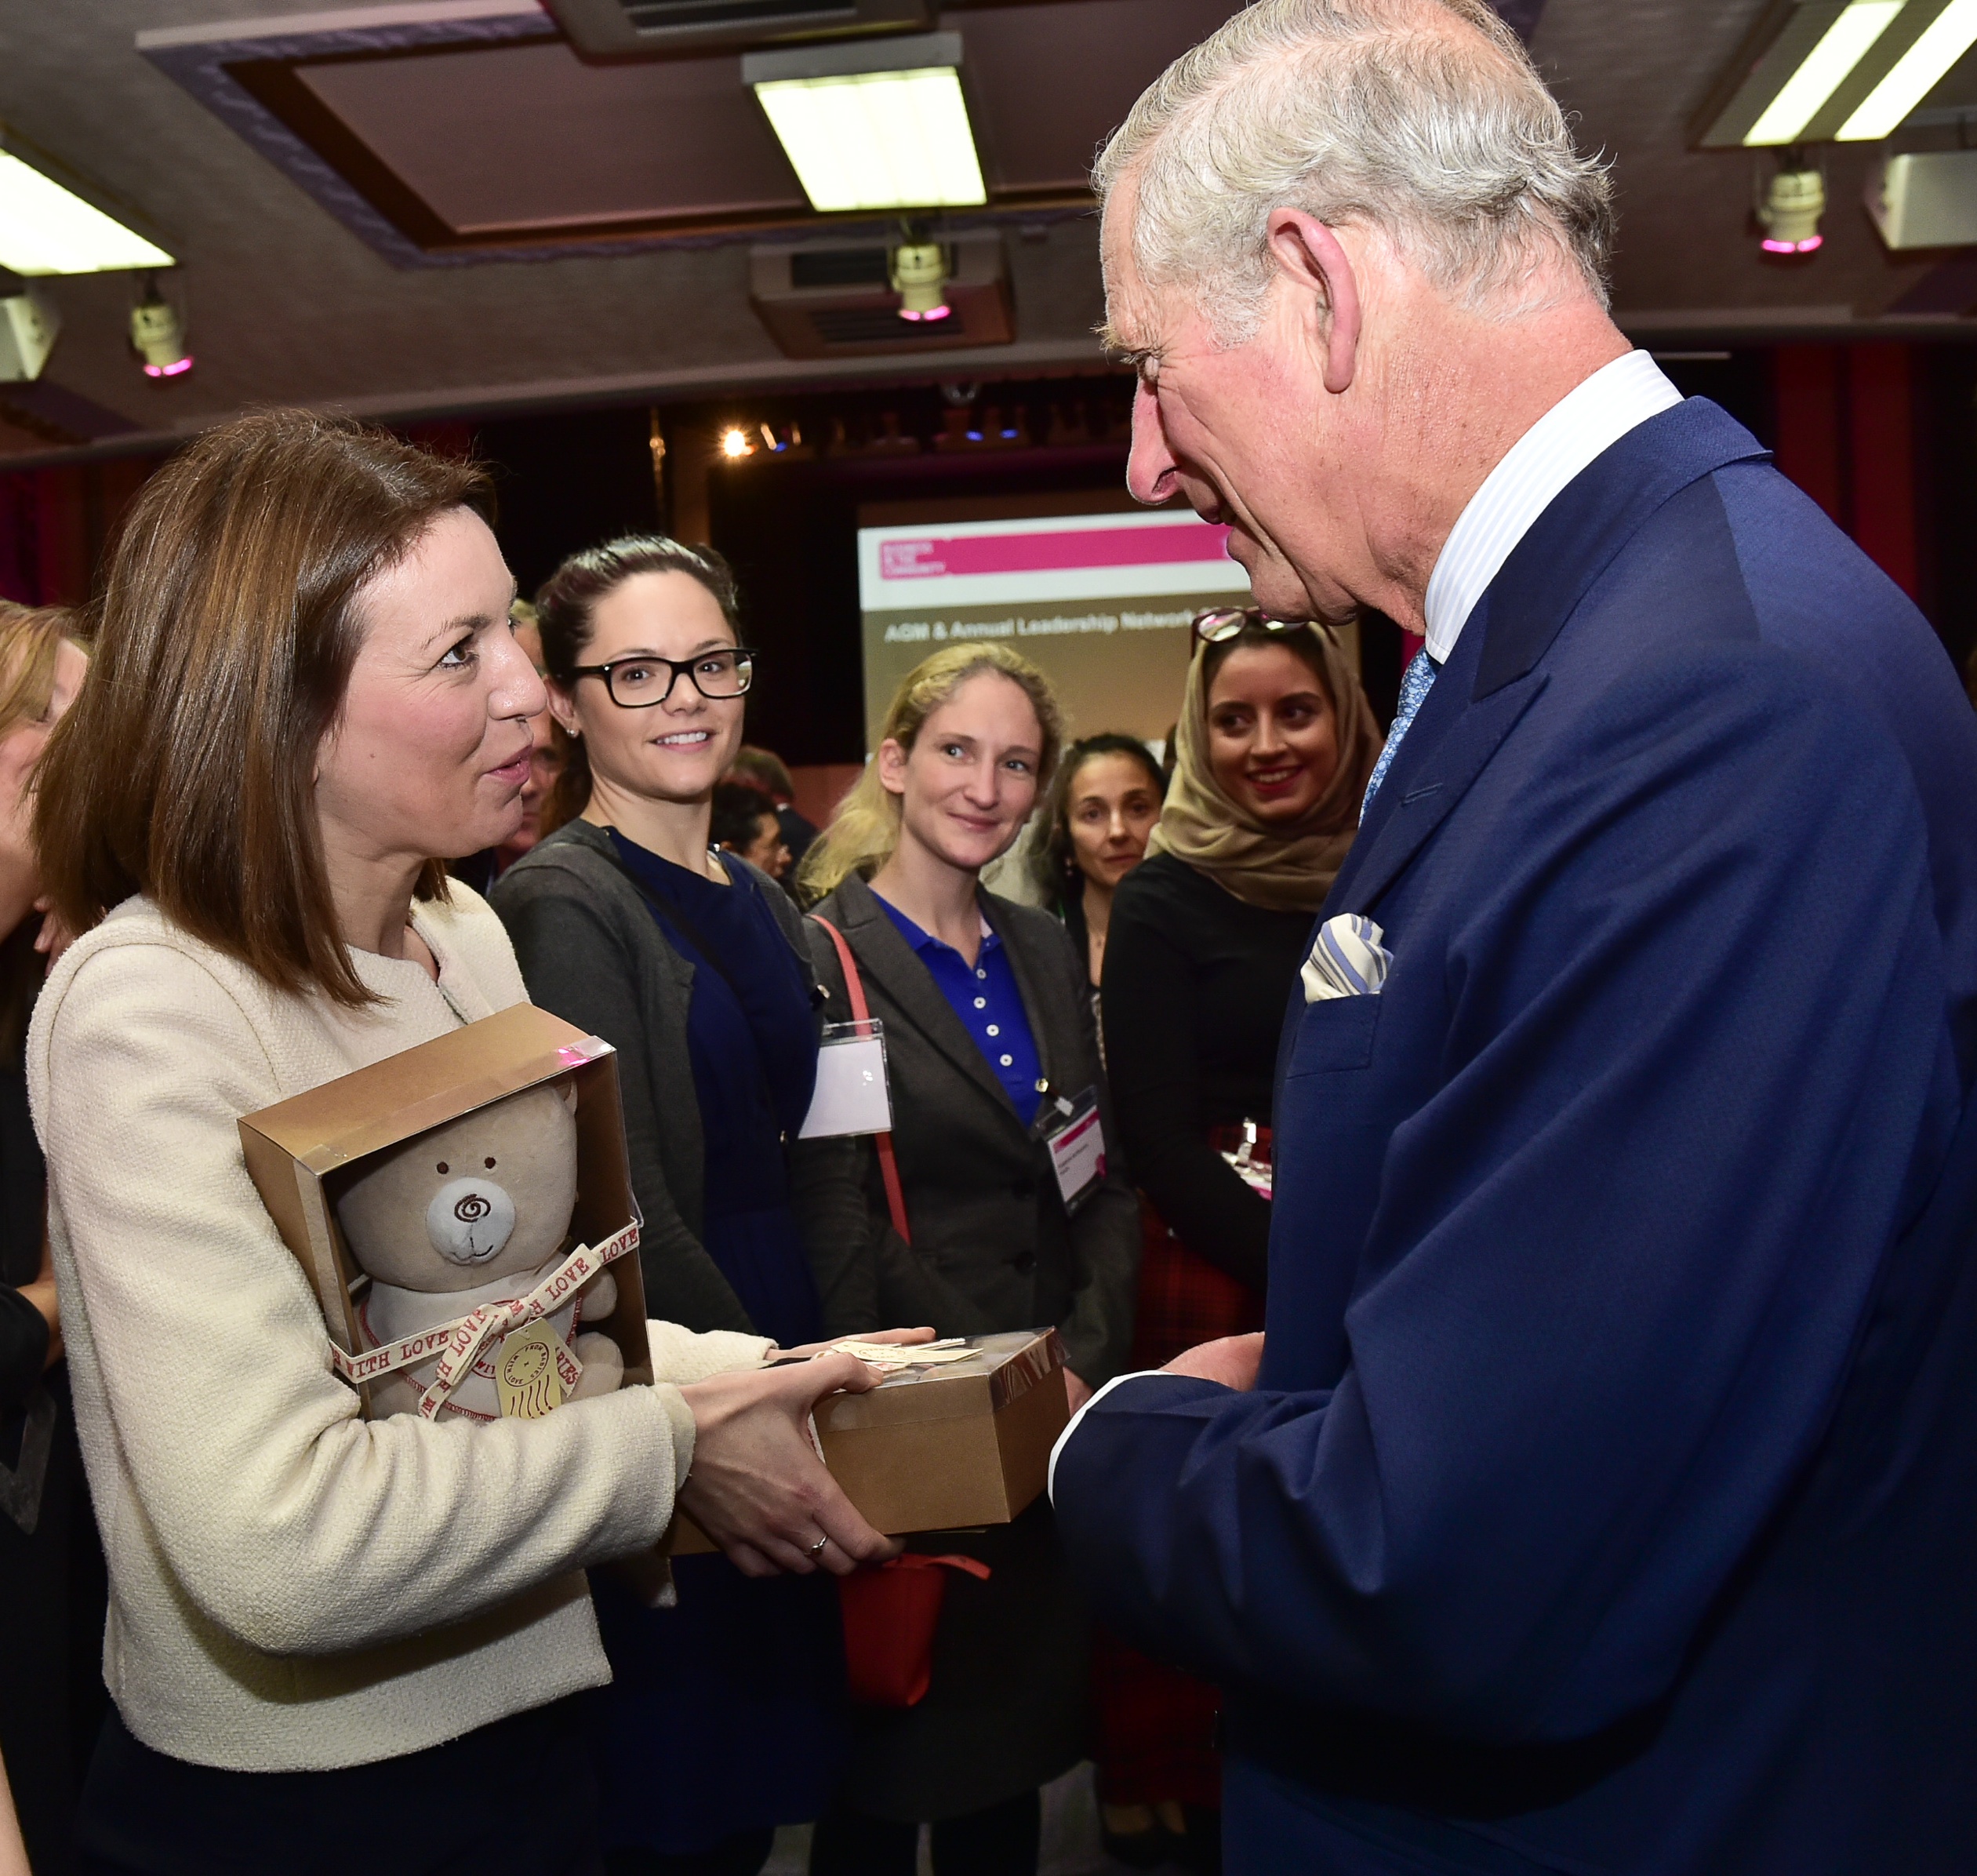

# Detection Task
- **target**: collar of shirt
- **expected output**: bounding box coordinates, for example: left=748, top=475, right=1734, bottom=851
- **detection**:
left=878, top=902, right=998, bottom=960
left=1420, top=350, right=1684, bottom=665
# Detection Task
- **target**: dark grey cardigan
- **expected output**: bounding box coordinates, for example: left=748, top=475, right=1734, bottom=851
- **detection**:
left=793, top=871, right=1140, bottom=1387
left=489, top=818, right=816, bottom=1336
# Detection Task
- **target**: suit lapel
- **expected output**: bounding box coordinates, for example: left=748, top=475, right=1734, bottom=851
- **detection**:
left=837, top=874, right=1016, bottom=1117
left=1324, top=398, right=1770, bottom=921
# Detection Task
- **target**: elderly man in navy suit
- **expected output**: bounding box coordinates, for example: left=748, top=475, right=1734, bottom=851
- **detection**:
left=1049, top=2, right=1977, bottom=1871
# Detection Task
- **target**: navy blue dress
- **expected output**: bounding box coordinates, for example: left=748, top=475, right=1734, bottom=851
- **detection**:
left=590, top=834, right=842, bottom=1858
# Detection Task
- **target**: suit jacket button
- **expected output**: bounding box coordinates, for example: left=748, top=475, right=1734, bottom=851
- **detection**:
left=1012, top=1251, right=1037, bottom=1275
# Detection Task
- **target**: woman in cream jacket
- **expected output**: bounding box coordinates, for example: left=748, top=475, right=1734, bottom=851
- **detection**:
left=27, top=411, right=900, bottom=1876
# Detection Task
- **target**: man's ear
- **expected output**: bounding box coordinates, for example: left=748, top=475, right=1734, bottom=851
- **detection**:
left=1266, top=208, right=1361, bottom=397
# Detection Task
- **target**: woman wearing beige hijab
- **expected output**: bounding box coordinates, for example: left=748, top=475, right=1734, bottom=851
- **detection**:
left=1091, top=609, right=1377, bottom=1869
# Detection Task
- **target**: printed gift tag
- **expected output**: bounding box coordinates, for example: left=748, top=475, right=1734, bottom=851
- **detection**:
left=496, top=1323, right=569, bottom=1419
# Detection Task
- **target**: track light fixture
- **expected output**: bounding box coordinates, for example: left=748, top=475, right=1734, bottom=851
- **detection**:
left=130, top=275, right=191, bottom=377
left=1757, top=152, right=1826, bottom=252
left=890, top=234, right=951, bottom=322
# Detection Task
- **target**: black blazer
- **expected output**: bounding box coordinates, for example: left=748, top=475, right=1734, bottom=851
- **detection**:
left=793, top=871, right=1139, bottom=1387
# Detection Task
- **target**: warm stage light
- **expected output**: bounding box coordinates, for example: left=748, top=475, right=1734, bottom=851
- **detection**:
left=720, top=427, right=752, bottom=458
left=745, top=35, right=987, bottom=214
left=0, top=146, right=174, bottom=275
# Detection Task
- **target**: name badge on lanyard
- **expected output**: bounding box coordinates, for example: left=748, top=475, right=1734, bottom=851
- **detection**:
left=798, top=1020, right=894, bottom=1138
left=1036, top=1085, right=1106, bottom=1213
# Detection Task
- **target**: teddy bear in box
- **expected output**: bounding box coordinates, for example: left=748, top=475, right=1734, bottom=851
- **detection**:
left=334, top=1080, right=624, bottom=1420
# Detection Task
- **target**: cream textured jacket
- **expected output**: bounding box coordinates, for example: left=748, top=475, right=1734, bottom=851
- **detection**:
left=26, top=889, right=771, bottom=1772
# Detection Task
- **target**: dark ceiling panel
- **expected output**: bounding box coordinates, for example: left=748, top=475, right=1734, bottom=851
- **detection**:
left=957, top=0, right=1244, bottom=189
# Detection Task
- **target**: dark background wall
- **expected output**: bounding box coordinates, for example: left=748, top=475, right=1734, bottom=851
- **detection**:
left=2, top=345, right=1969, bottom=762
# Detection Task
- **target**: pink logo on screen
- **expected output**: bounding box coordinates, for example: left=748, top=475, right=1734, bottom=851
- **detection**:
left=879, top=522, right=1233, bottom=581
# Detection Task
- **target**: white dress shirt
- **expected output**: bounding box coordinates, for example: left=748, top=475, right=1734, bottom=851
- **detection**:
left=1422, top=349, right=1683, bottom=664
left=1049, top=353, right=1685, bottom=1506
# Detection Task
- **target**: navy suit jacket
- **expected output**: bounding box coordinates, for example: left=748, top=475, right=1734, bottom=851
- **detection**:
left=1053, top=401, right=1977, bottom=1873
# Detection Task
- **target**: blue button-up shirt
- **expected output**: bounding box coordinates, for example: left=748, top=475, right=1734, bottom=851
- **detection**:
left=875, top=895, right=1043, bottom=1124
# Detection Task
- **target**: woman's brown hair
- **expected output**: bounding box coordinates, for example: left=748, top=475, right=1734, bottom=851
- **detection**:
left=532, top=535, right=742, bottom=836
left=34, top=409, right=490, bottom=1008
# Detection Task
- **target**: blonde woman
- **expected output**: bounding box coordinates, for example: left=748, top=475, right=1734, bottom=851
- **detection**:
left=794, top=644, right=1139, bottom=1876
left=0, top=601, right=95, bottom=1876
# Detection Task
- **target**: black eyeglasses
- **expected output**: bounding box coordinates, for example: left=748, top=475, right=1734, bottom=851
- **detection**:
left=1191, top=607, right=1316, bottom=646
left=569, top=647, right=758, bottom=708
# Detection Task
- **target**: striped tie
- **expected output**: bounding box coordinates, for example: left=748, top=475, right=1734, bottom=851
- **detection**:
left=1361, top=649, right=1439, bottom=818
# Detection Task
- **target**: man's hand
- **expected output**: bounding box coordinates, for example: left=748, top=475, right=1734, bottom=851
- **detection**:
left=765, top=1325, right=936, bottom=1362
left=1165, top=1332, right=1263, bottom=1391
left=678, top=1354, right=903, bottom=1579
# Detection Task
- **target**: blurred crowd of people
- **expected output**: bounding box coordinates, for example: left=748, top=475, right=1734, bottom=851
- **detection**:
left=0, top=410, right=1381, bottom=1876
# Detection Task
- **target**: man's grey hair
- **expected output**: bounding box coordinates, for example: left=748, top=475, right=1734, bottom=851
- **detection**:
left=1095, top=0, right=1614, bottom=344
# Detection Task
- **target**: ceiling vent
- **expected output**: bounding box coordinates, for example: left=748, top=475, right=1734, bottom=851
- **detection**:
left=749, top=234, right=1012, bottom=358
left=545, top=0, right=927, bottom=60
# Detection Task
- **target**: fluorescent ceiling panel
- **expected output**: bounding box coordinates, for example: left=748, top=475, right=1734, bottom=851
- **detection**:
left=0, top=148, right=174, bottom=275
left=1840, top=0, right=1977, bottom=136
left=753, top=67, right=986, bottom=212
left=1745, top=0, right=1906, bottom=143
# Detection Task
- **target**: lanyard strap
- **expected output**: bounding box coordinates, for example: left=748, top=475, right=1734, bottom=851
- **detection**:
left=809, top=915, right=911, bottom=1247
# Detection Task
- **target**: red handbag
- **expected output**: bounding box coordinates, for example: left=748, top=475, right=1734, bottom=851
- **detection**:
left=808, top=914, right=991, bottom=1707
left=838, top=1552, right=992, bottom=1707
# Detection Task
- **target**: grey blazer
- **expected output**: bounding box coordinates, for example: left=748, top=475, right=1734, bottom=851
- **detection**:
left=793, top=871, right=1140, bottom=1387
left=489, top=818, right=816, bottom=1336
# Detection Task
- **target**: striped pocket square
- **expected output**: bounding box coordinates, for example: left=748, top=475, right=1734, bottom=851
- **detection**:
left=1301, top=914, right=1392, bottom=1002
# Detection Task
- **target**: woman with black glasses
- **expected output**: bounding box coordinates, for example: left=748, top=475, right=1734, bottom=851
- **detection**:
left=493, top=537, right=901, bottom=1876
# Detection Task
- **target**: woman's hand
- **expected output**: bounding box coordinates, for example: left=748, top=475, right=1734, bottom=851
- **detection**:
left=764, top=1325, right=937, bottom=1362
left=678, top=1353, right=903, bottom=1579
left=1064, top=1369, right=1093, bottom=1412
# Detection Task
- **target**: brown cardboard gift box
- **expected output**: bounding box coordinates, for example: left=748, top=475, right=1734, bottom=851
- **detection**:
left=238, top=1003, right=652, bottom=1417
left=671, top=1327, right=1069, bottom=1554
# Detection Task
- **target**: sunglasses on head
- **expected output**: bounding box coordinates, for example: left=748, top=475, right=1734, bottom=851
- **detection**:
left=1190, top=607, right=1317, bottom=646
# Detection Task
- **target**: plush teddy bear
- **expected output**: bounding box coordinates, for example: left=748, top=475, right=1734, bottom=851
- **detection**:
left=334, top=1080, right=624, bottom=1420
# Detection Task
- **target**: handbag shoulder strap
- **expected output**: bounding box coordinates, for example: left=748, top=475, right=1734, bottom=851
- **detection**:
left=809, top=914, right=911, bottom=1247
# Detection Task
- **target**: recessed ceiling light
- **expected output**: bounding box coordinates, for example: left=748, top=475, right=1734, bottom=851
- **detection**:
left=1744, top=0, right=1905, bottom=144
left=1839, top=0, right=1977, bottom=137
left=0, top=145, right=174, bottom=276
left=745, top=34, right=987, bottom=214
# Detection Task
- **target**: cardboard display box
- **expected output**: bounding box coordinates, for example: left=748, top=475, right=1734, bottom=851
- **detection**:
left=671, top=1327, right=1069, bottom=1554
left=239, top=1004, right=652, bottom=1417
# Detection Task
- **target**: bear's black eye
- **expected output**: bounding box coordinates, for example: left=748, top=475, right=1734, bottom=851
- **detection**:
left=436, top=1162, right=449, bottom=1176
left=485, top=1157, right=496, bottom=1169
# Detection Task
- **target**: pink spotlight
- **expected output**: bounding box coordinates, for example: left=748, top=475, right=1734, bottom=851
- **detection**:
left=898, top=304, right=954, bottom=322
left=143, top=356, right=194, bottom=378
left=1760, top=235, right=1823, bottom=255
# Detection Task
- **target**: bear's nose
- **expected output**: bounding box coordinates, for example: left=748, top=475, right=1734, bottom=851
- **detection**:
left=426, top=1176, right=517, bottom=1265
